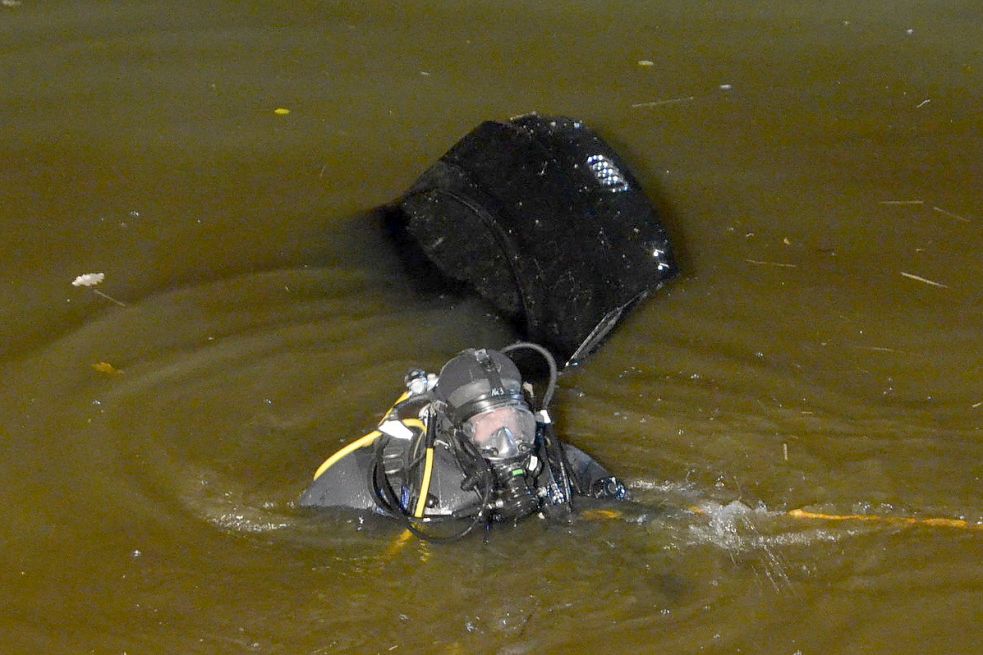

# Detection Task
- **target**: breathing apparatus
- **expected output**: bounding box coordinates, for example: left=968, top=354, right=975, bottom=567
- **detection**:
left=369, top=342, right=568, bottom=542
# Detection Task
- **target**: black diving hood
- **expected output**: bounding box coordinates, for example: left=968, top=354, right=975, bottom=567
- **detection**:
left=394, top=114, right=677, bottom=367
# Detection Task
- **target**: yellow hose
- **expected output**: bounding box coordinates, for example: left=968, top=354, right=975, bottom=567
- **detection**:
left=312, top=430, right=381, bottom=481
left=385, top=391, right=411, bottom=417
left=401, top=418, right=425, bottom=433
left=413, top=447, right=435, bottom=518
left=310, top=392, right=418, bottom=482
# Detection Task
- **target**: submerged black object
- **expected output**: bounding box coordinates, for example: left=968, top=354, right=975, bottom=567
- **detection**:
left=394, top=114, right=677, bottom=366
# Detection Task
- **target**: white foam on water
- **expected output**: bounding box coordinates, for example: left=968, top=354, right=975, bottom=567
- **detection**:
left=622, top=485, right=857, bottom=595
left=176, top=465, right=294, bottom=535
left=209, top=508, right=290, bottom=534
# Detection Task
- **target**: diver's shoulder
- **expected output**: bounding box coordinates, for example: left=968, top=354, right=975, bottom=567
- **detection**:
left=299, top=446, right=377, bottom=509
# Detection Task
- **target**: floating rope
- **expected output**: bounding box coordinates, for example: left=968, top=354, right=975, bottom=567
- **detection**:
left=786, top=508, right=982, bottom=531
left=685, top=504, right=980, bottom=531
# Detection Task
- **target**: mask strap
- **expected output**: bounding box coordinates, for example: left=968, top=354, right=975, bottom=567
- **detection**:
left=474, top=348, right=505, bottom=397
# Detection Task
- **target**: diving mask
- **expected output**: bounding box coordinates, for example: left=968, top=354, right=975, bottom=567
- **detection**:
left=463, top=405, right=536, bottom=461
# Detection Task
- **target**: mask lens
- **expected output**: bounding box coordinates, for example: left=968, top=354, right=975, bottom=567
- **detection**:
left=465, top=406, right=535, bottom=459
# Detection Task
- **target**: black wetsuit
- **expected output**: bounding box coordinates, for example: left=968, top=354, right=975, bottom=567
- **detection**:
left=299, top=395, right=626, bottom=519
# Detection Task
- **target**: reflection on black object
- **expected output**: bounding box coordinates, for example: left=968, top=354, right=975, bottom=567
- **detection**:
left=390, top=114, right=678, bottom=367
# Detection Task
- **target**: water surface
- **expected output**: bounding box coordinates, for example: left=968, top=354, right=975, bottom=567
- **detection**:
left=2, top=1, right=981, bottom=653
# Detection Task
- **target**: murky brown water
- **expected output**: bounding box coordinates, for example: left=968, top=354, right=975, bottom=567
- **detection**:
left=2, top=2, right=981, bottom=653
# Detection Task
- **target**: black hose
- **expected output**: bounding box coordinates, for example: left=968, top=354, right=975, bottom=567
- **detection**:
left=368, top=437, right=400, bottom=518
left=501, top=341, right=558, bottom=410
left=369, top=430, right=493, bottom=543
left=545, top=423, right=576, bottom=510
left=501, top=341, right=575, bottom=511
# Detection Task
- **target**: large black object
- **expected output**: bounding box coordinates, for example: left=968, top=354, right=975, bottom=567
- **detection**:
left=395, top=114, right=677, bottom=366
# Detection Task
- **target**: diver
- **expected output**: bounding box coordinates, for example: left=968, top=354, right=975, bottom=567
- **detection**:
left=299, top=342, right=628, bottom=541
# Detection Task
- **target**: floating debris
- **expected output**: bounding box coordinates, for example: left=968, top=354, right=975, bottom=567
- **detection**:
left=915, top=99, right=931, bottom=109
left=631, top=96, right=695, bottom=108
left=273, top=107, right=290, bottom=115
left=878, top=199, right=923, bottom=205
left=855, top=345, right=903, bottom=353
left=70, top=272, right=126, bottom=306
left=92, top=362, right=123, bottom=376
left=900, top=271, right=948, bottom=288
left=637, top=60, right=655, bottom=67
left=744, top=259, right=798, bottom=268
left=932, top=206, right=972, bottom=223
left=72, top=273, right=105, bottom=287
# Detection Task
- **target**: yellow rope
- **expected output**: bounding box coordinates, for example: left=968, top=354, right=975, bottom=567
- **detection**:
left=385, top=529, right=415, bottom=559
left=688, top=505, right=979, bottom=531
left=581, top=509, right=623, bottom=520
left=787, top=508, right=981, bottom=531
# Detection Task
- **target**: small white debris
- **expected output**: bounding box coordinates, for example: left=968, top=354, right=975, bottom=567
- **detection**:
left=744, top=259, right=798, bottom=268
left=638, top=60, right=655, bottom=67
left=932, top=206, right=972, bottom=223
left=900, top=271, right=947, bottom=288
left=719, top=83, right=733, bottom=91
left=71, top=272, right=126, bottom=306
left=631, top=96, right=695, bottom=108
left=72, top=273, right=105, bottom=287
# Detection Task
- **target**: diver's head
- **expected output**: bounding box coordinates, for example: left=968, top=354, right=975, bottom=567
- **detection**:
left=434, top=348, right=536, bottom=461
left=435, top=348, right=541, bottom=521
